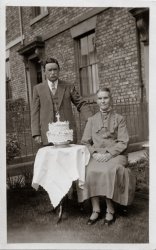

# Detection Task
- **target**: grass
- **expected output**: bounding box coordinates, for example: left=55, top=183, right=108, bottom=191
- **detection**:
left=7, top=187, right=149, bottom=243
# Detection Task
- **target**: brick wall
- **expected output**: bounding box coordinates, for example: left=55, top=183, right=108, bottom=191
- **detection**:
left=9, top=44, right=27, bottom=101
left=96, top=7, right=141, bottom=104
left=45, top=30, right=77, bottom=85
left=6, top=7, right=21, bottom=44
left=20, top=7, right=93, bottom=44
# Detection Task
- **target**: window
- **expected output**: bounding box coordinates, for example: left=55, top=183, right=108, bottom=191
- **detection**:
left=32, top=7, right=48, bottom=18
left=6, top=58, right=12, bottom=99
left=31, top=7, right=48, bottom=25
left=78, top=32, right=99, bottom=97
left=33, top=7, right=41, bottom=17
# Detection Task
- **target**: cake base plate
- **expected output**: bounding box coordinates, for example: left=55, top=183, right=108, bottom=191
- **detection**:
left=53, top=141, right=71, bottom=148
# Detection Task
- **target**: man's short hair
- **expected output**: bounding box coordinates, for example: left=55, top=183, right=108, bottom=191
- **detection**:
left=43, top=57, right=60, bottom=70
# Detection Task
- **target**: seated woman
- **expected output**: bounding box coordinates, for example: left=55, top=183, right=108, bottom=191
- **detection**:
left=78, top=87, right=136, bottom=225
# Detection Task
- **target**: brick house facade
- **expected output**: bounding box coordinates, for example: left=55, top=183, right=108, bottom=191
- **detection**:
left=6, top=6, right=149, bottom=156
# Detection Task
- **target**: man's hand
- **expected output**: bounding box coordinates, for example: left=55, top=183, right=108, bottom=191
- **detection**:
left=92, top=152, right=112, bottom=162
left=34, top=136, right=42, bottom=144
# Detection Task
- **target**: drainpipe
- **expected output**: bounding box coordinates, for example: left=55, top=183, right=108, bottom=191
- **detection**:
left=18, top=6, right=31, bottom=111
left=19, top=7, right=24, bottom=45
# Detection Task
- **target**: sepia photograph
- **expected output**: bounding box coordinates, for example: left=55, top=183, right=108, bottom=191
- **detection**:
left=1, top=0, right=156, bottom=249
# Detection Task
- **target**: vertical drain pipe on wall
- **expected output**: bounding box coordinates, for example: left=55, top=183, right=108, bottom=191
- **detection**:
left=19, top=6, right=24, bottom=45
left=19, top=6, right=31, bottom=110
left=19, top=6, right=34, bottom=155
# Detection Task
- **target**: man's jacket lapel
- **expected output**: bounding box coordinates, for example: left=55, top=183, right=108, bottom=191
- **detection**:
left=44, top=80, right=53, bottom=107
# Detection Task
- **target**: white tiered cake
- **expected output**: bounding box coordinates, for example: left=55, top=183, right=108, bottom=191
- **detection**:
left=46, top=113, right=73, bottom=146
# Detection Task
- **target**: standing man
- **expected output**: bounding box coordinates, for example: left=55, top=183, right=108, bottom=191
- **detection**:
left=31, top=57, right=92, bottom=145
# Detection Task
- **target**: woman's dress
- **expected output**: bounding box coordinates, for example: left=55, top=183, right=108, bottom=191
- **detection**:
left=77, top=110, right=136, bottom=206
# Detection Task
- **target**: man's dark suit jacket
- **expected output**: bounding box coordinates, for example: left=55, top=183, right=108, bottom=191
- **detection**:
left=31, top=79, right=92, bottom=145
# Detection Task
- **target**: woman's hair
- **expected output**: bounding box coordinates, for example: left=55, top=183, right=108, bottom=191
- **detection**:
left=43, top=57, right=60, bottom=70
left=96, top=87, right=111, bottom=96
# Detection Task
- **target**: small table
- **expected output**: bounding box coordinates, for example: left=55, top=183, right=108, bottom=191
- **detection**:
left=32, top=144, right=90, bottom=209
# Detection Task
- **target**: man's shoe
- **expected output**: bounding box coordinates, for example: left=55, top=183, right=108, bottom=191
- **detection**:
left=56, top=205, right=68, bottom=224
left=118, top=205, right=128, bottom=216
left=61, top=211, right=68, bottom=220
left=43, top=207, right=55, bottom=215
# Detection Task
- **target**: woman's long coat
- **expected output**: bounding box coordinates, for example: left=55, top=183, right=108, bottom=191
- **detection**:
left=78, top=110, right=136, bottom=206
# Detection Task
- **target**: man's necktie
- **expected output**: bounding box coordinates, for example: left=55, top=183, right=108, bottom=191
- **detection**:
left=51, top=83, right=56, bottom=95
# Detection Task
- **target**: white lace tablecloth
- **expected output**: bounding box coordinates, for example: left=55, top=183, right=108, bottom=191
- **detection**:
left=32, top=144, right=90, bottom=208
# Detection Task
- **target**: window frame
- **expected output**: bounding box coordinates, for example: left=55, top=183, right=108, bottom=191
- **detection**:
left=30, top=7, right=49, bottom=25
left=76, top=30, right=99, bottom=100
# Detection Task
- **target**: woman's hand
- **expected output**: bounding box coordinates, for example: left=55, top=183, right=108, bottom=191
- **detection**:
left=92, top=152, right=112, bottom=162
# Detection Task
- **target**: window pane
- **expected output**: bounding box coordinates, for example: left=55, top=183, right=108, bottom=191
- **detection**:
left=80, top=66, right=97, bottom=96
left=80, top=68, right=89, bottom=96
left=88, top=33, right=96, bottom=64
left=80, top=36, right=89, bottom=67
left=33, top=7, right=41, bottom=17
left=92, top=64, right=99, bottom=93
left=80, top=64, right=99, bottom=96
left=88, top=66, right=93, bottom=94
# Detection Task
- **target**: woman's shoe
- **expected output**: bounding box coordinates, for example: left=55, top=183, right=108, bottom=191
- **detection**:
left=104, top=212, right=116, bottom=226
left=87, top=211, right=102, bottom=225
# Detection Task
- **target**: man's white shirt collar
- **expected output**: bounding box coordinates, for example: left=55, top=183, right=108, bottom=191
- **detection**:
left=47, top=79, right=58, bottom=91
